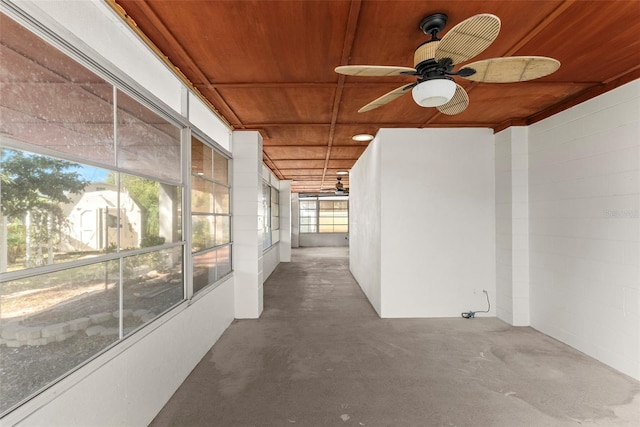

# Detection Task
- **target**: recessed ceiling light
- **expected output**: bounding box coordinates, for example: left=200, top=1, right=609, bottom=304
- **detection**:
left=352, top=133, right=374, bottom=142
left=336, top=171, right=349, bottom=175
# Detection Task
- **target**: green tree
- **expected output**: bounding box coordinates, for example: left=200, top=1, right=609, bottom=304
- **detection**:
left=0, top=148, right=88, bottom=267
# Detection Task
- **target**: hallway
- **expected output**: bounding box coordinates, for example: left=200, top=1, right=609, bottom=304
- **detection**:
left=151, top=248, right=639, bottom=426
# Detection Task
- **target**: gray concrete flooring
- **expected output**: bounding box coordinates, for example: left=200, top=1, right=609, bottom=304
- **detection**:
left=151, top=247, right=640, bottom=426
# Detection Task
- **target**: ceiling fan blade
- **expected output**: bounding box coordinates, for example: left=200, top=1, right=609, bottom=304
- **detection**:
left=335, top=65, right=417, bottom=77
left=435, top=14, right=501, bottom=65
left=437, top=84, right=469, bottom=115
left=358, top=83, right=416, bottom=113
left=462, top=56, right=560, bottom=82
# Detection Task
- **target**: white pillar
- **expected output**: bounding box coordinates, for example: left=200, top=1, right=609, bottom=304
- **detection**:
left=291, top=193, right=300, bottom=248
left=495, top=126, right=530, bottom=326
left=232, top=131, right=264, bottom=318
left=278, top=180, right=292, bottom=262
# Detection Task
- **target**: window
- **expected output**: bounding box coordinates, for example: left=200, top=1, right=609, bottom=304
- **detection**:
left=191, top=137, right=231, bottom=294
left=0, top=15, right=185, bottom=415
left=261, top=183, right=280, bottom=250
left=299, top=196, right=348, bottom=233
left=271, top=186, right=280, bottom=245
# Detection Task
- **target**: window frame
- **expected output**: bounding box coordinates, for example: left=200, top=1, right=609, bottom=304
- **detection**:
left=262, top=181, right=280, bottom=251
left=0, top=6, right=233, bottom=418
left=298, top=195, right=349, bottom=234
left=189, top=133, right=233, bottom=296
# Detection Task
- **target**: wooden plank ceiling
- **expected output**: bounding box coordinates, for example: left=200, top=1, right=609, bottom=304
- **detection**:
left=112, top=0, right=640, bottom=193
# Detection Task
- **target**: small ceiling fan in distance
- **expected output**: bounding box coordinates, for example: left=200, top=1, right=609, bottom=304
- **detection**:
left=335, top=13, right=560, bottom=115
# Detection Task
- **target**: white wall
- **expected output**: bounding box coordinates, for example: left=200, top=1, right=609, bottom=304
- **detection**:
left=350, top=128, right=495, bottom=318
left=291, top=194, right=300, bottom=248
left=349, top=138, right=382, bottom=315
left=2, top=2, right=236, bottom=424
left=299, top=233, right=349, bottom=247
left=379, top=128, right=496, bottom=317
left=495, top=127, right=531, bottom=326
left=528, top=80, right=640, bottom=380
left=278, top=181, right=292, bottom=262
left=495, top=130, right=514, bottom=323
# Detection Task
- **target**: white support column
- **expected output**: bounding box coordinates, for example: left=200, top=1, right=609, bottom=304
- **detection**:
left=495, top=126, right=530, bottom=326
left=291, top=193, right=300, bottom=248
left=232, top=131, right=264, bottom=318
left=279, top=180, right=292, bottom=262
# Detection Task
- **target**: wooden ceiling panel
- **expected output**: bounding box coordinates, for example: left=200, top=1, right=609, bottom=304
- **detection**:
left=513, top=2, right=640, bottom=83
left=260, top=126, right=330, bottom=146
left=328, top=159, right=358, bottom=169
left=218, top=87, right=335, bottom=124
left=111, top=0, right=640, bottom=193
left=349, top=1, right=562, bottom=66
left=264, top=146, right=327, bottom=160
left=330, top=146, right=367, bottom=160
left=273, top=159, right=326, bottom=170
left=118, top=0, right=350, bottom=84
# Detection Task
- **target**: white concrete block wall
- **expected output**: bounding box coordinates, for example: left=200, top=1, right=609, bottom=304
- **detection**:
left=378, top=128, right=496, bottom=318
left=495, top=127, right=531, bottom=326
left=510, top=127, right=531, bottom=326
left=349, top=138, right=383, bottom=315
left=529, top=80, right=640, bottom=380
left=232, top=131, right=264, bottom=318
left=495, top=130, right=514, bottom=324
left=299, top=233, right=349, bottom=247
left=291, top=193, right=300, bottom=248
left=279, top=181, right=292, bottom=262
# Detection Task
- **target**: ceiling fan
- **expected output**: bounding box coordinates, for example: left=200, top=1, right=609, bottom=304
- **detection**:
left=335, top=13, right=560, bottom=115
left=335, top=177, right=348, bottom=195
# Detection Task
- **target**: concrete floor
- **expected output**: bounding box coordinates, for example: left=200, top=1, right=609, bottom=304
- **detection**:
left=151, top=247, right=640, bottom=426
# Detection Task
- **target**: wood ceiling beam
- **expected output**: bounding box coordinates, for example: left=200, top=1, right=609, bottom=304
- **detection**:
left=128, top=0, right=244, bottom=128
left=319, top=0, right=362, bottom=193
left=245, top=122, right=498, bottom=128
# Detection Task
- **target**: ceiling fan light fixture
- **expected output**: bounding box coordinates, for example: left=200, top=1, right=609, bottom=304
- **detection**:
left=336, top=171, right=349, bottom=175
left=411, top=79, right=456, bottom=107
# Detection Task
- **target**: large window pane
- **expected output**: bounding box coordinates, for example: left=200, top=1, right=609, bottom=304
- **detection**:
left=192, top=250, right=216, bottom=294
left=217, top=246, right=231, bottom=278
left=0, top=14, right=187, bottom=418
left=213, top=151, right=228, bottom=184
left=0, top=148, right=115, bottom=271
left=191, top=137, right=213, bottom=179
left=191, top=176, right=214, bottom=213
left=215, top=216, right=230, bottom=246
left=0, top=16, right=114, bottom=166
left=214, top=184, right=230, bottom=214
left=119, top=174, right=182, bottom=249
left=192, top=215, right=216, bottom=252
left=192, top=246, right=231, bottom=294
left=0, top=260, right=119, bottom=413
left=117, top=90, right=181, bottom=183
left=122, top=247, right=183, bottom=331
